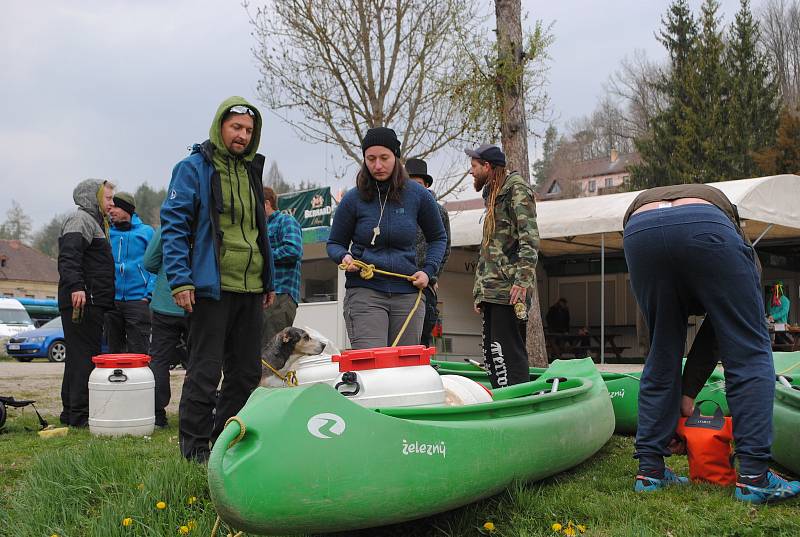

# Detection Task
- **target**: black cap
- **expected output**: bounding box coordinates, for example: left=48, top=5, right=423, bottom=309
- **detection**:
left=361, top=127, right=401, bottom=157
left=405, top=158, right=433, bottom=187
left=112, top=192, right=136, bottom=216
left=464, top=143, right=506, bottom=167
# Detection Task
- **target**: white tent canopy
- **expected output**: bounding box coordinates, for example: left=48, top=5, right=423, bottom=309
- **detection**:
left=449, top=175, right=800, bottom=255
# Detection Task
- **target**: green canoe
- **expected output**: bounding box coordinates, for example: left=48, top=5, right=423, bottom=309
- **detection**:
left=772, top=352, right=800, bottom=476
left=431, top=359, right=728, bottom=434
left=208, top=358, right=614, bottom=535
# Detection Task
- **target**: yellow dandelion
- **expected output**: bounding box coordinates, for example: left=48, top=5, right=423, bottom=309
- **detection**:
left=483, top=521, right=496, bottom=532
left=187, top=520, right=197, bottom=530
left=178, top=526, right=190, bottom=535
left=156, top=501, right=167, bottom=510
left=187, top=495, right=197, bottom=505
left=552, top=522, right=563, bottom=532
left=137, top=483, right=144, bottom=490
left=122, top=517, right=133, bottom=527
left=577, top=524, right=587, bottom=533
left=564, top=527, right=577, bottom=537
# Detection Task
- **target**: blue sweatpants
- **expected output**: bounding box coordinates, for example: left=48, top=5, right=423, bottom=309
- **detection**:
left=623, top=204, right=774, bottom=477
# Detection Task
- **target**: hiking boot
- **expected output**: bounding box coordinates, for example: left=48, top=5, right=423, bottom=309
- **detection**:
left=735, top=471, right=800, bottom=504
left=634, top=468, right=689, bottom=492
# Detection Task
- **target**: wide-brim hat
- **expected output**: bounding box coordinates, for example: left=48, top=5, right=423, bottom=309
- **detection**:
left=405, top=158, right=433, bottom=186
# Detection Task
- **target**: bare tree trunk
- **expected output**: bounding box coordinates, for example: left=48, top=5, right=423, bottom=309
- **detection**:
left=495, top=0, right=547, bottom=367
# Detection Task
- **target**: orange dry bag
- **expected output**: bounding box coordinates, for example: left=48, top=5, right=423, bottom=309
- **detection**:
left=675, top=401, right=736, bottom=486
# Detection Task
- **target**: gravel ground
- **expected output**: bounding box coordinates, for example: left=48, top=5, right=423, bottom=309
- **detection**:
left=0, top=361, right=185, bottom=417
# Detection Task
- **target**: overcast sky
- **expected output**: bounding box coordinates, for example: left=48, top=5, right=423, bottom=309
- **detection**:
left=1, top=0, right=747, bottom=230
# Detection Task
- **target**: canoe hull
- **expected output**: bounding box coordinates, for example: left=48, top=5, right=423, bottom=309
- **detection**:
left=772, top=352, right=800, bottom=475
left=431, top=360, right=727, bottom=434
left=208, top=358, right=614, bottom=535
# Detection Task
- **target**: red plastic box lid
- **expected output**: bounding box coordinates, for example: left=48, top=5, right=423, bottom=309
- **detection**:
left=92, top=353, right=151, bottom=368
left=333, top=345, right=436, bottom=372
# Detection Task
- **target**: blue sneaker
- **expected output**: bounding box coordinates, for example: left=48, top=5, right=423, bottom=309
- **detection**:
left=634, top=468, right=689, bottom=492
left=735, top=471, right=800, bottom=504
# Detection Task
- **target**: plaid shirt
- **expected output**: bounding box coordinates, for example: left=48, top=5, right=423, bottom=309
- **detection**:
left=267, top=211, right=303, bottom=303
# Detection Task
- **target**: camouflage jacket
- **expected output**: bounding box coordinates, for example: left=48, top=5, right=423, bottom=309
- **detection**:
left=415, top=201, right=451, bottom=284
left=473, top=172, right=539, bottom=305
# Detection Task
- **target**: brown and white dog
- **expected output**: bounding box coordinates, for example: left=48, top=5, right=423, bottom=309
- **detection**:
left=259, top=327, right=326, bottom=387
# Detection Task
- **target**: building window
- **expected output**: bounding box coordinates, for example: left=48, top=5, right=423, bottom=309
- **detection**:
left=588, top=180, right=596, bottom=193
left=547, top=182, right=561, bottom=194
left=605, top=178, right=613, bottom=188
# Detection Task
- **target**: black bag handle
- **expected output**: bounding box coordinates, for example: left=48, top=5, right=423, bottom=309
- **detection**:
left=685, top=399, right=725, bottom=430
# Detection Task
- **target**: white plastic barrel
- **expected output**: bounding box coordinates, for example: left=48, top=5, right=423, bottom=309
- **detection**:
left=89, top=354, right=155, bottom=436
left=333, top=365, right=446, bottom=408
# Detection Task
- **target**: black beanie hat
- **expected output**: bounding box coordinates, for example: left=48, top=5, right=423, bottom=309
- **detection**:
left=113, top=192, right=136, bottom=216
left=361, top=127, right=401, bottom=157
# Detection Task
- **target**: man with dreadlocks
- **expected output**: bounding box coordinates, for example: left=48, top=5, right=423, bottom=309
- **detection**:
left=465, top=144, right=539, bottom=388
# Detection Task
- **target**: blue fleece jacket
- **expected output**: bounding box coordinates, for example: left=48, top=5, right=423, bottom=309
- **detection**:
left=109, top=214, right=155, bottom=301
left=327, top=180, right=447, bottom=294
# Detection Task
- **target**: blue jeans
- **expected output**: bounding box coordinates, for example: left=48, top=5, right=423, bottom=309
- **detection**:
left=624, top=204, right=774, bottom=477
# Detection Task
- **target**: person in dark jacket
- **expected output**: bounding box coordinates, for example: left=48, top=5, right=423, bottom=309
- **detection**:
left=623, top=184, right=799, bottom=504
left=57, top=178, right=115, bottom=427
left=407, top=158, right=451, bottom=347
left=327, top=128, right=447, bottom=349
left=261, top=186, right=303, bottom=351
left=161, top=96, right=276, bottom=463
left=105, top=192, right=155, bottom=354
left=143, top=227, right=188, bottom=428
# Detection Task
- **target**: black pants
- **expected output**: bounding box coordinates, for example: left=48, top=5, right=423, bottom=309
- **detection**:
left=60, top=306, right=105, bottom=426
left=179, top=292, right=262, bottom=461
left=420, top=287, right=438, bottom=347
left=149, top=312, right=189, bottom=426
left=480, top=302, right=530, bottom=388
left=105, top=300, right=152, bottom=354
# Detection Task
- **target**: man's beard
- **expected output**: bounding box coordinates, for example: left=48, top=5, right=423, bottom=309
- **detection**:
left=473, top=173, right=489, bottom=192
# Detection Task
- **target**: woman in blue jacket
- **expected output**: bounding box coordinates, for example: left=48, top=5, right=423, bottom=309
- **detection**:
left=327, top=128, right=447, bottom=349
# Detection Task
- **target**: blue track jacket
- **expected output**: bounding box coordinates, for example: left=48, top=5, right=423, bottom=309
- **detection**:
left=109, top=214, right=155, bottom=301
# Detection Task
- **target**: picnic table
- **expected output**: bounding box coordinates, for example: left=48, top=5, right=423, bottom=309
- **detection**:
left=545, top=331, right=630, bottom=361
left=770, top=324, right=800, bottom=352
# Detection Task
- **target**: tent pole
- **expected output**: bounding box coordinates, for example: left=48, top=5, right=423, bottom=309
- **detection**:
left=751, top=223, right=773, bottom=247
left=601, top=233, right=605, bottom=365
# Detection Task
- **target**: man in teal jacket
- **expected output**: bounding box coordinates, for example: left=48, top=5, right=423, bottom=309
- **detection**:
left=143, top=228, right=188, bottom=428
left=161, top=96, right=275, bottom=462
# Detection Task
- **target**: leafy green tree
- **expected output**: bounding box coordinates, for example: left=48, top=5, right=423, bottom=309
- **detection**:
left=726, top=0, right=780, bottom=178
left=532, top=124, right=558, bottom=187
left=32, top=213, right=69, bottom=259
left=753, top=105, right=800, bottom=174
left=0, top=200, right=33, bottom=243
left=132, top=183, right=167, bottom=227
left=689, top=0, right=729, bottom=183
left=632, top=0, right=698, bottom=188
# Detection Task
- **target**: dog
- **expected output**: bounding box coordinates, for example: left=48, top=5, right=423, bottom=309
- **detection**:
left=259, top=327, right=326, bottom=387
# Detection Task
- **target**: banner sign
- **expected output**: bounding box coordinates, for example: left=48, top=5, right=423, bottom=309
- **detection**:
left=277, top=187, right=333, bottom=228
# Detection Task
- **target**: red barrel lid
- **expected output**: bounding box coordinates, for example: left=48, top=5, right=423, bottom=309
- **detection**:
left=92, top=353, right=151, bottom=368
left=333, top=345, right=436, bottom=372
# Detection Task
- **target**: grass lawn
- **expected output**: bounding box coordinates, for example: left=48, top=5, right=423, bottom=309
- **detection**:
left=1, top=411, right=798, bottom=537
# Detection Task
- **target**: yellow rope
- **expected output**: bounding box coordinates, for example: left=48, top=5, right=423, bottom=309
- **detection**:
left=261, top=360, right=299, bottom=386
left=338, top=259, right=423, bottom=347
left=211, top=417, right=247, bottom=537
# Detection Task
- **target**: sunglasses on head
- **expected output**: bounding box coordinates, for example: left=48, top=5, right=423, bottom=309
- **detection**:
left=228, top=105, right=255, bottom=117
